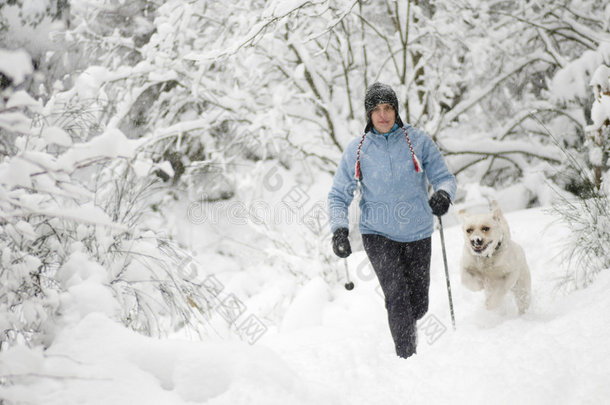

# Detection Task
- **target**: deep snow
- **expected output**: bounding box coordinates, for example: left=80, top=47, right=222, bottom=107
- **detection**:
left=1, top=207, right=609, bottom=405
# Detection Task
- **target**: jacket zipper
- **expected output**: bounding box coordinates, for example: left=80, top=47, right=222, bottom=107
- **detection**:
left=385, top=135, right=395, bottom=184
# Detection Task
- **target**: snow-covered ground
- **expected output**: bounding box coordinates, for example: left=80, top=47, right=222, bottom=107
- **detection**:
left=2, top=207, right=609, bottom=404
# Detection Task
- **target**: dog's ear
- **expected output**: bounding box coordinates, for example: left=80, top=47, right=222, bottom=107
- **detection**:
left=458, top=209, right=469, bottom=222
left=491, top=201, right=503, bottom=221
left=491, top=201, right=510, bottom=238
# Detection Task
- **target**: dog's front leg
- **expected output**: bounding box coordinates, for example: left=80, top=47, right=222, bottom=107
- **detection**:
left=512, top=268, right=531, bottom=314
left=485, top=271, right=518, bottom=310
left=484, top=285, right=505, bottom=310
left=461, top=267, right=483, bottom=291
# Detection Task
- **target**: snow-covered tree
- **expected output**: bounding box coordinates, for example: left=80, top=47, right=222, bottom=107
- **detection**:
left=552, top=63, right=610, bottom=290
left=200, top=0, right=610, bottom=200
left=0, top=47, right=215, bottom=349
left=586, top=65, right=610, bottom=190
left=434, top=1, right=610, bottom=196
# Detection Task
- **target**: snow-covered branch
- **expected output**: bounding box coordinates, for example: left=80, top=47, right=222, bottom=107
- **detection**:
left=438, top=52, right=555, bottom=131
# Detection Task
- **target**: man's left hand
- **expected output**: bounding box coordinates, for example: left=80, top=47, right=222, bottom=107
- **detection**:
left=429, top=190, right=451, bottom=216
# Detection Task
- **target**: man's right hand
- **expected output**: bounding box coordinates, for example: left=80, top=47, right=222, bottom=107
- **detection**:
left=332, top=228, right=352, bottom=258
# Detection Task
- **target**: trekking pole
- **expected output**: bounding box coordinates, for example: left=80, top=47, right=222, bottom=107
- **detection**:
left=344, top=259, right=354, bottom=290
left=438, top=216, right=456, bottom=330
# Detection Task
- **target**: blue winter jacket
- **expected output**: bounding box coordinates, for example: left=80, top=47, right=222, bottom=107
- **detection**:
left=328, top=124, right=457, bottom=242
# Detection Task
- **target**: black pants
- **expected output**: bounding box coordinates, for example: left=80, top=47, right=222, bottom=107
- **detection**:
left=363, top=234, right=431, bottom=358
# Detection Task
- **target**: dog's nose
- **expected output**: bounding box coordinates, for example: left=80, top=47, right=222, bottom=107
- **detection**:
left=471, top=237, right=483, bottom=247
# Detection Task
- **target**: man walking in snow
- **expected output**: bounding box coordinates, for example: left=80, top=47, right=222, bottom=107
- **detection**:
left=328, top=82, right=456, bottom=358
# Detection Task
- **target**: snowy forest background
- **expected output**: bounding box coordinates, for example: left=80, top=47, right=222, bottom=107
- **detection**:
left=1, top=0, right=610, bottom=402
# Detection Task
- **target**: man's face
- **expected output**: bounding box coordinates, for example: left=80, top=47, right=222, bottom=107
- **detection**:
left=370, top=103, right=396, bottom=134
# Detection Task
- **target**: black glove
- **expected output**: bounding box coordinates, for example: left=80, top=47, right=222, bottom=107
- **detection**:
left=332, top=228, right=352, bottom=258
left=429, top=190, right=451, bottom=217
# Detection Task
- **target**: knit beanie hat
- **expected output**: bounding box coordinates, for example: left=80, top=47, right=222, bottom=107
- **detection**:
left=355, top=83, right=420, bottom=180
left=364, top=82, right=404, bottom=132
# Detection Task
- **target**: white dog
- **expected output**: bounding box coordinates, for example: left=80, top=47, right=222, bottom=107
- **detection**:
left=459, top=202, right=531, bottom=314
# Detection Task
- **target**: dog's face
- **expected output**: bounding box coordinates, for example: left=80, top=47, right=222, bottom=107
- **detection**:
left=460, top=208, right=506, bottom=257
